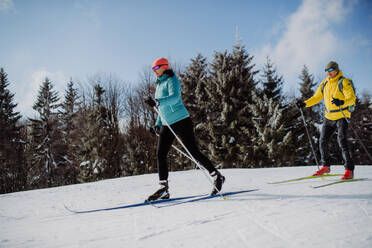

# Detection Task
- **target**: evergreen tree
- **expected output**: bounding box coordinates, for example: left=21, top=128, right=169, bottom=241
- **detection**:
left=179, top=53, right=209, bottom=123
left=198, top=45, right=259, bottom=167
left=0, top=68, right=26, bottom=193
left=298, top=65, right=322, bottom=123
left=79, top=84, right=107, bottom=181
left=295, top=65, right=322, bottom=165
left=79, top=83, right=123, bottom=181
left=248, top=89, right=293, bottom=167
left=28, top=77, right=64, bottom=188
left=59, top=79, right=80, bottom=184
left=178, top=54, right=209, bottom=169
left=349, top=92, right=372, bottom=165
left=261, top=57, right=284, bottom=103
left=249, top=60, right=297, bottom=167
left=122, top=123, right=154, bottom=176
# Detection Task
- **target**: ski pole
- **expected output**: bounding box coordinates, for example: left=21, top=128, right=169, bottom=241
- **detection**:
left=299, top=107, right=320, bottom=170
left=339, top=107, right=372, bottom=163
left=154, top=133, right=194, bottom=162
left=153, top=106, right=227, bottom=199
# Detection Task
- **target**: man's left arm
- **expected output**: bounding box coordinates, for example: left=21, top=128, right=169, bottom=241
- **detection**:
left=342, top=78, right=356, bottom=106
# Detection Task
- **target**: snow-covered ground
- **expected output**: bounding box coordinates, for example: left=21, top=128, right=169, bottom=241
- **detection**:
left=1, top=166, right=372, bottom=248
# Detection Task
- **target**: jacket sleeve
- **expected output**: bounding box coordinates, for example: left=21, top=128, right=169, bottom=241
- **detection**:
left=156, top=76, right=181, bottom=106
left=341, top=78, right=356, bottom=107
left=304, top=81, right=324, bottom=107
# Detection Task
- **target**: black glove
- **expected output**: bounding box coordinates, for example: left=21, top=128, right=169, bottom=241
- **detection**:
left=295, top=99, right=306, bottom=109
left=145, top=97, right=159, bottom=108
left=149, top=125, right=160, bottom=135
left=332, top=97, right=344, bottom=107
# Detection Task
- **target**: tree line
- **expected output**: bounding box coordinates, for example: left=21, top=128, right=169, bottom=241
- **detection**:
left=1, top=44, right=371, bottom=194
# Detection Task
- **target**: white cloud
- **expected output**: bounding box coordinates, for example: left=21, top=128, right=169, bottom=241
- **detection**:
left=17, top=70, right=68, bottom=118
left=0, top=0, right=13, bottom=11
left=255, top=0, right=356, bottom=91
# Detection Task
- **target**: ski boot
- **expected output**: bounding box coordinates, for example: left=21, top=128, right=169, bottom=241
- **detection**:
left=341, top=170, right=354, bottom=180
left=145, top=180, right=169, bottom=202
left=312, top=166, right=330, bottom=176
left=210, top=171, right=225, bottom=196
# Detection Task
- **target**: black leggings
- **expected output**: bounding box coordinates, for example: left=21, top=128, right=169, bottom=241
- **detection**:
left=320, top=118, right=354, bottom=170
left=156, top=117, right=217, bottom=181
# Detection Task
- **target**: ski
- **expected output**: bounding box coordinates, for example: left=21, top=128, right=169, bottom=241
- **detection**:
left=312, top=178, right=368, bottom=188
left=64, top=194, right=202, bottom=214
left=268, top=174, right=343, bottom=184
left=64, top=189, right=257, bottom=214
left=152, top=189, right=257, bottom=209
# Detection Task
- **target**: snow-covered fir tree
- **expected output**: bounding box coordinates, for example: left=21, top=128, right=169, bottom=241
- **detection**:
left=249, top=60, right=294, bottom=167
left=0, top=68, right=26, bottom=193
left=59, top=79, right=80, bottom=184
left=198, top=45, right=258, bottom=167
left=349, top=92, right=372, bottom=165
left=177, top=54, right=209, bottom=169
left=79, top=84, right=107, bottom=181
left=122, top=124, right=152, bottom=176
left=180, top=53, right=209, bottom=123
left=249, top=90, right=293, bottom=167
left=261, top=57, right=284, bottom=103
left=28, top=77, right=65, bottom=188
left=79, top=83, right=123, bottom=181
left=295, top=65, right=322, bottom=165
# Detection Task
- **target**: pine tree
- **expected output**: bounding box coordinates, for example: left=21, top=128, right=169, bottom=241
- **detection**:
left=349, top=92, right=372, bottom=165
left=298, top=65, right=322, bottom=123
left=122, top=123, right=154, bottom=176
left=59, top=79, right=80, bottom=184
left=79, top=84, right=107, bottom=181
left=79, top=83, right=123, bottom=181
left=28, top=77, right=64, bottom=188
left=179, top=53, right=209, bottom=123
left=249, top=60, right=295, bottom=167
left=249, top=89, right=293, bottom=167
left=198, top=45, right=259, bottom=167
left=0, top=68, right=26, bottom=193
left=177, top=54, right=209, bottom=169
left=261, top=57, right=284, bottom=103
left=295, top=65, right=322, bottom=165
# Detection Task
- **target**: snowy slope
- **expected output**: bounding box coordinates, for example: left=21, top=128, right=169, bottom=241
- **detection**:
left=1, top=166, right=372, bottom=248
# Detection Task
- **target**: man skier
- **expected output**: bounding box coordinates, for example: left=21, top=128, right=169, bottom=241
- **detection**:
left=144, top=58, right=225, bottom=202
left=296, top=61, right=356, bottom=180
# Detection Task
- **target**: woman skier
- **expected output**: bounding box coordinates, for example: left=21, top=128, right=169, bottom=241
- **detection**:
left=144, top=57, right=225, bottom=202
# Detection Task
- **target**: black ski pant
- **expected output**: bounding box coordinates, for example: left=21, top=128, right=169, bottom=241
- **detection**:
left=156, top=117, right=217, bottom=181
left=319, top=118, right=354, bottom=171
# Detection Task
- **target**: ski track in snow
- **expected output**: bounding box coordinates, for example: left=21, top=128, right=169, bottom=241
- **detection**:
left=1, top=166, right=372, bottom=248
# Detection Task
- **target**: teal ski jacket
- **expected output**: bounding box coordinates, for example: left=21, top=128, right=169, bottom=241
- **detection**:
left=154, top=72, right=189, bottom=126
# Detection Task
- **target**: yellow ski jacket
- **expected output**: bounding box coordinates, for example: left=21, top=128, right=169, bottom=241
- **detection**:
left=304, top=70, right=356, bottom=120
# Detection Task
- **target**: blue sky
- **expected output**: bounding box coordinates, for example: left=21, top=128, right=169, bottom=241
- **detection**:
left=1, top=0, right=371, bottom=117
